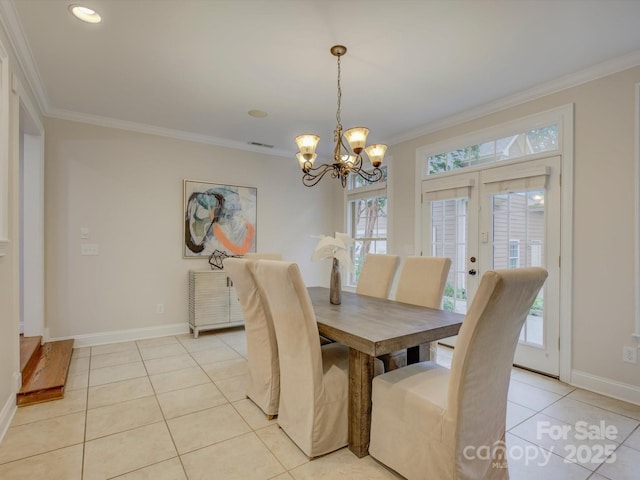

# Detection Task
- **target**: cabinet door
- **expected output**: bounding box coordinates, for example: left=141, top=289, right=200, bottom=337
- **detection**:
left=191, top=271, right=230, bottom=326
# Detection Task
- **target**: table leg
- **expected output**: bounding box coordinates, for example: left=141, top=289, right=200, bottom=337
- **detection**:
left=348, top=348, right=375, bottom=458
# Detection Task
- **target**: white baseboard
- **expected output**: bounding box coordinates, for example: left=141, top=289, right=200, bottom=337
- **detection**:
left=571, top=369, right=640, bottom=406
left=50, top=322, right=191, bottom=348
left=0, top=375, right=18, bottom=443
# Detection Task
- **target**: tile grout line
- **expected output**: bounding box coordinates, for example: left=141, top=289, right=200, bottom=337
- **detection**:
left=227, top=399, right=291, bottom=476
left=506, top=430, right=600, bottom=474
left=563, top=395, right=640, bottom=424
left=508, top=384, right=638, bottom=475
left=81, top=347, right=92, bottom=479
left=182, top=330, right=292, bottom=477
left=137, top=336, right=191, bottom=480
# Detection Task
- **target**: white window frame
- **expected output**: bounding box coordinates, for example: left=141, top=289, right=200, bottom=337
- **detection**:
left=414, top=104, right=574, bottom=383
left=345, top=159, right=392, bottom=288
left=635, top=83, right=640, bottom=343
left=508, top=239, right=520, bottom=268
left=0, top=39, right=9, bottom=256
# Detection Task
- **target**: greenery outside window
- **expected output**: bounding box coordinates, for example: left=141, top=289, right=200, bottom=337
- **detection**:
left=427, top=124, right=558, bottom=175
left=347, top=166, right=388, bottom=285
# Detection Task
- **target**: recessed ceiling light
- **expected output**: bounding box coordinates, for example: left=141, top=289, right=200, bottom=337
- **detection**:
left=248, top=110, right=268, bottom=118
left=69, top=5, right=102, bottom=24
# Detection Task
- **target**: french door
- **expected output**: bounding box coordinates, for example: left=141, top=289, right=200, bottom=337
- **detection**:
left=422, top=156, right=561, bottom=376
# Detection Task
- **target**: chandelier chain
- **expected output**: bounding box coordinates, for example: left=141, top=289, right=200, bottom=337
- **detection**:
left=336, top=54, right=342, bottom=133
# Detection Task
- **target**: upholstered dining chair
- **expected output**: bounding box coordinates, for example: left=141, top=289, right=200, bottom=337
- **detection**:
left=395, top=255, right=452, bottom=308
left=224, top=258, right=280, bottom=418
left=382, top=256, right=452, bottom=369
left=245, top=252, right=336, bottom=345
left=356, top=254, right=400, bottom=299
left=254, top=260, right=382, bottom=458
left=369, top=267, right=548, bottom=480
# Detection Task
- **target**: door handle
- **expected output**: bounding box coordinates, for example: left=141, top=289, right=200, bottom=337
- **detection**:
left=468, top=269, right=477, bottom=276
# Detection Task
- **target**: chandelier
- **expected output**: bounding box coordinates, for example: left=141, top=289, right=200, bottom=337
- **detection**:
left=295, top=45, right=387, bottom=188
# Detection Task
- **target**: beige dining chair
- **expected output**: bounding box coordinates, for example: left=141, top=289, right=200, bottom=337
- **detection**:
left=254, top=260, right=381, bottom=458
left=369, top=267, right=548, bottom=480
left=356, top=254, right=400, bottom=299
left=224, top=258, right=280, bottom=418
left=383, top=256, right=452, bottom=370
left=395, top=255, right=452, bottom=308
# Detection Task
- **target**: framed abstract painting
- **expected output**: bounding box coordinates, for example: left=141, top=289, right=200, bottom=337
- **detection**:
left=183, top=180, right=257, bottom=258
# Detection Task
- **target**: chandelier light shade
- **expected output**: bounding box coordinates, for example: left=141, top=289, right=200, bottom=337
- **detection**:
left=295, top=45, right=387, bottom=187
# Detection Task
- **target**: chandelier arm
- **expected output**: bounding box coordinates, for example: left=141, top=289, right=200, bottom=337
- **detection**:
left=350, top=153, right=364, bottom=171
left=353, top=166, right=383, bottom=183
left=341, top=173, right=348, bottom=188
left=302, top=164, right=336, bottom=187
left=333, top=131, right=344, bottom=163
left=303, top=162, right=335, bottom=175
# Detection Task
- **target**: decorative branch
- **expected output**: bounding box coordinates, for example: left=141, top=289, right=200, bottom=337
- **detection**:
left=208, top=249, right=242, bottom=270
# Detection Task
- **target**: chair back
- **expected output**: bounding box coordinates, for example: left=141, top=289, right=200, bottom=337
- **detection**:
left=395, top=256, right=452, bottom=308
left=445, top=267, right=547, bottom=472
left=356, top=254, right=400, bottom=299
left=224, top=258, right=279, bottom=415
left=254, top=260, right=324, bottom=427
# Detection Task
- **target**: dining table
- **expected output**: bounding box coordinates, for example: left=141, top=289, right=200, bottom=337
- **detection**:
left=308, top=286, right=464, bottom=458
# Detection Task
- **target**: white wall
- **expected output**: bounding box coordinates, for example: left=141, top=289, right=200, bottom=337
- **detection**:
left=386, top=66, right=640, bottom=400
left=21, top=132, right=44, bottom=337
left=0, top=20, right=42, bottom=439
left=44, top=118, right=334, bottom=343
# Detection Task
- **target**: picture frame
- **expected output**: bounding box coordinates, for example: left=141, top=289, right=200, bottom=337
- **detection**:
left=183, top=179, right=257, bottom=258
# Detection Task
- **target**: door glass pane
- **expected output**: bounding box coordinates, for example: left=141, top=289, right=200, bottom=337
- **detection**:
left=491, top=190, right=545, bottom=346
left=431, top=198, right=468, bottom=314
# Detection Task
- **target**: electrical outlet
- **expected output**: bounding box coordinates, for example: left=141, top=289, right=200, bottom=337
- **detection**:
left=623, top=346, right=637, bottom=364
left=81, top=244, right=99, bottom=255
left=156, top=303, right=165, bottom=314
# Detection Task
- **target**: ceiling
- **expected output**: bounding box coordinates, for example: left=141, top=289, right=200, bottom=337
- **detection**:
left=5, top=0, right=640, bottom=158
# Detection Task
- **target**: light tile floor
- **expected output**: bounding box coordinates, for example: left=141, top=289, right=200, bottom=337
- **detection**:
left=1, top=328, right=638, bottom=479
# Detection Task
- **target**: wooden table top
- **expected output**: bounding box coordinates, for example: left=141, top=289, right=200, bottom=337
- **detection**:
left=308, top=287, right=464, bottom=357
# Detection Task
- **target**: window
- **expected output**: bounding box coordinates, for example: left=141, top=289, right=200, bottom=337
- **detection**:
left=347, top=166, right=388, bottom=285
left=426, top=124, right=558, bottom=175
left=509, top=240, right=520, bottom=268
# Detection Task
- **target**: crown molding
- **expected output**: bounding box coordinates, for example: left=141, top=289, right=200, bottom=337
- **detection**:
left=0, top=0, right=49, bottom=113
left=3, top=0, right=640, bottom=155
left=46, top=107, right=292, bottom=158
left=386, top=49, right=640, bottom=146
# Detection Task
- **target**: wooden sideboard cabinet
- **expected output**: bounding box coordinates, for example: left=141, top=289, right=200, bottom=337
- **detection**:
left=188, top=270, right=244, bottom=338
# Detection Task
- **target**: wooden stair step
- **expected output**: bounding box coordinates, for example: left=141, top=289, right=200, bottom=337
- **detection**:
left=20, top=335, right=42, bottom=374
left=17, top=339, right=75, bottom=407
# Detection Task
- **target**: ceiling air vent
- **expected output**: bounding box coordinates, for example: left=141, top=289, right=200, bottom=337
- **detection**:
left=248, top=141, right=274, bottom=148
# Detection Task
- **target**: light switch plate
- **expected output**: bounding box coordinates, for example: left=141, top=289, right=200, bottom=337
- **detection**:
left=80, top=227, right=89, bottom=239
